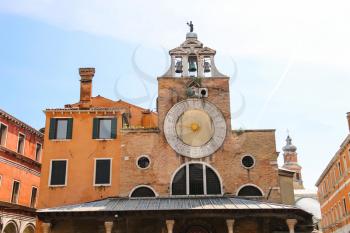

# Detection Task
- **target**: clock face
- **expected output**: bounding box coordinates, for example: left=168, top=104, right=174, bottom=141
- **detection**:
left=164, top=99, right=226, bottom=158
left=176, top=109, right=214, bottom=147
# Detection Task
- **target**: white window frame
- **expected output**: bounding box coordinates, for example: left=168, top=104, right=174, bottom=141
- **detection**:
left=236, top=183, right=265, bottom=197
left=136, top=155, right=151, bottom=170
left=30, top=186, right=38, bottom=208
left=48, top=159, right=68, bottom=187
left=35, top=143, right=42, bottom=162
left=0, top=122, right=8, bottom=147
left=93, top=158, right=112, bottom=186
left=129, top=185, right=158, bottom=198
left=16, top=132, right=25, bottom=155
left=240, top=154, right=256, bottom=169
left=10, top=179, right=20, bottom=204
left=170, top=162, right=223, bottom=196
left=93, top=116, right=116, bottom=141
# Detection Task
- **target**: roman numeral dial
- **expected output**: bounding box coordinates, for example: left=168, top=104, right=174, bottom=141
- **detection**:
left=164, top=99, right=227, bottom=158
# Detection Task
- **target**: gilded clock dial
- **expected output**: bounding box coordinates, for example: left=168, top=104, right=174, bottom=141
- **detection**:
left=175, top=109, right=214, bottom=147
left=164, top=99, right=227, bottom=158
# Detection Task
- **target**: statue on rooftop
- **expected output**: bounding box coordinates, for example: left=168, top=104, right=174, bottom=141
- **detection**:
left=187, top=21, right=194, bottom=32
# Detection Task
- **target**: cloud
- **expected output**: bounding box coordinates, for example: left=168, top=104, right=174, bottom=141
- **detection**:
left=1, top=0, right=350, bottom=70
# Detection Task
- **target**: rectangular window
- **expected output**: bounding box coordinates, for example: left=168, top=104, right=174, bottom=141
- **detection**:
left=35, top=143, right=42, bottom=161
left=49, top=160, right=67, bottom=186
left=0, top=123, right=8, bottom=146
left=343, top=198, right=348, bottom=216
left=344, top=156, right=347, bottom=172
left=30, top=187, right=38, bottom=208
left=11, top=180, right=20, bottom=204
left=0, top=175, right=2, bottom=187
left=49, top=118, right=73, bottom=140
left=92, top=118, right=117, bottom=139
left=338, top=161, right=343, bottom=176
left=94, top=159, right=112, bottom=185
left=17, top=133, right=25, bottom=154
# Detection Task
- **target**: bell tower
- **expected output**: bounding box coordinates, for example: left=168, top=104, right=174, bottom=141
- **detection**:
left=282, top=135, right=304, bottom=189
left=158, top=23, right=231, bottom=136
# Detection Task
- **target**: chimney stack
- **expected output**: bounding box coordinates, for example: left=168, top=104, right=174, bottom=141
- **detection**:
left=347, top=112, right=350, bottom=132
left=79, top=68, right=95, bottom=109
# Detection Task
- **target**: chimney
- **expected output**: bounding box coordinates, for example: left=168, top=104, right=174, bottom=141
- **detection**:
left=347, top=112, right=350, bottom=132
left=79, top=68, right=95, bottom=109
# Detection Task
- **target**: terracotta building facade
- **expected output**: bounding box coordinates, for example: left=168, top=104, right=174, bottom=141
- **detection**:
left=0, top=109, right=43, bottom=233
left=37, top=29, right=314, bottom=233
left=316, top=113, right=350, bottom=233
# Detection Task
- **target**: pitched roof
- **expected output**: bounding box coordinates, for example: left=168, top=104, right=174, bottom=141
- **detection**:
left=37, top=196, right=307, bottom=213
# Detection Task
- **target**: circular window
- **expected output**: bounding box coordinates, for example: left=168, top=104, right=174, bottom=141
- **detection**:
left=241, top=155, right=255, bottom=169
left=137, top=156, right=150, bottom=169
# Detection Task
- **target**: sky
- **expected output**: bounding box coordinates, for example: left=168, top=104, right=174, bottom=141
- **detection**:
left=1, top=0, right=350, bottom=189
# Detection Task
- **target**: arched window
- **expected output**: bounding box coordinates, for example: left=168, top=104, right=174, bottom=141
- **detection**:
left=237, top=185, right=263, bottom=197
left=171, top=163, right=222, bottom=195
left=3, top=221, right=18, bottom=233
left=23, top=224, right=35, bottom=233
left=130, top=186, right=156, bottom=198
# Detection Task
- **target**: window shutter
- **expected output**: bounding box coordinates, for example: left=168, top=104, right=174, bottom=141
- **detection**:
left=111, top=118, right=117, bottom=139
left=49, top=118, right=56, bottom=139
left=92, top=118, right=99, bottom=139
left=66, top=118, right=73, bottom=139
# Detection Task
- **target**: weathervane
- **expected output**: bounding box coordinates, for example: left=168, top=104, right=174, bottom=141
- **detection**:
left=187, top=21, right=194, bottom=32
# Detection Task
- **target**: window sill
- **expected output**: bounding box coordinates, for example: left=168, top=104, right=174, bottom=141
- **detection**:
left=93, top=139, right=116, bottom=141
left=93, top=184, right=112, bottom=187
left=50, top=139, right=72, bottom=142
left=49, top=185, right=67, bottom=188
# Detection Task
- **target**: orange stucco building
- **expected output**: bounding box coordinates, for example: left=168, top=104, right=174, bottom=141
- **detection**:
left=0, top=109, right=43, bottom=233
left=316, top=113, right=350, bottom=233
left=37, top=68, right=157, bottom=208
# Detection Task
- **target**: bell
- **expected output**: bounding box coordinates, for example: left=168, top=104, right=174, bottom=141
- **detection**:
left=175, top=61, right=183, bottom=73
left=204, top=61, right=211, bottom=73
left=188, top=60, right=197, bottom=72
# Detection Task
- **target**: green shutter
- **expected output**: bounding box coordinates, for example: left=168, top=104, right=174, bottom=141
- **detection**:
left=49, top=118, right=56, bottom=139
left=92, top=118, right=99, bottom=139
left=111, top=118, right=117, bottom=139
left=66, top=118, right=73, bottom=139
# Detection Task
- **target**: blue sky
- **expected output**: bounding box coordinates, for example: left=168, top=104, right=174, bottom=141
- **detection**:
left=1, top=0, right=350, bottom=189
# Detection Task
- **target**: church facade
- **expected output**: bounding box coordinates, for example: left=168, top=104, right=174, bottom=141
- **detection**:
left=36, top=29, right=314, bottom=233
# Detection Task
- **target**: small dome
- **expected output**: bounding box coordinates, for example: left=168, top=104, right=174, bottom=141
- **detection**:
left=283, top=135, right=297, bottom=152
left=186, top=32, right=198, bottom=39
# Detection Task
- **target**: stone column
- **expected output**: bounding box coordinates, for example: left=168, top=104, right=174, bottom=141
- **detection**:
left=182, top=56, right=189, bottom=77
left=226, top=219, right=235, bottom=233
left=42, top=222, right=51, bottom=233
left=197, top=55, right=204, bottom=77
left=105, top=221, right=114, bottom=233
left=170, top=55, right=176, bottom=77
left=166, top=220, right=175, bottom=233
left=286, top=219, right=297, bottom=233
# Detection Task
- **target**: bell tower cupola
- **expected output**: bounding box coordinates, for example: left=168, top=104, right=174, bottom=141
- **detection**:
left=282, top=134, right=304, bottom=189
left=162, top=21, right=226, bottom=78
